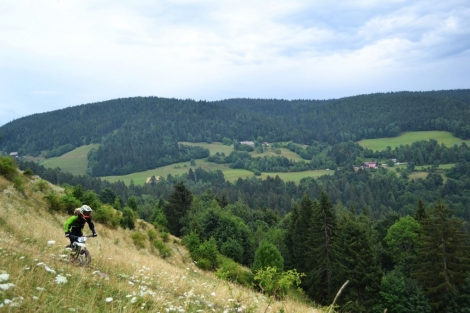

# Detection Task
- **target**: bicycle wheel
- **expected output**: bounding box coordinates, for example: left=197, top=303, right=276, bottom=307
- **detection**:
left=78, top=249, right=91, bottom=266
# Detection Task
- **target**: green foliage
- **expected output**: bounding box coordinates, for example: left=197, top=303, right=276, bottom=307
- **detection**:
left=43, top=192, right=64, bottom=212
left=215, top=257, right=254, bottom=287
left=412, top=200, right=470, bottom=311
left=384, top=215, right=421, bottom=273
left=152, top=239, right=172, bottom=258
left=0, top=156, right=17, bottom=180
left=34, top=179, right=49, bottom=192
left=23, top=168, right=34, bottom=176
left=252, top=241, right=284, bottom=273
left=93, top=204, right=121, bottom=228
left=13, top=175, right=25, bottom=194
left=254, top=266, right=304, bottom=300
left=61, top=193, right=82, bottom=214
left=121, top=207, right=137, bottom=230
left=130, top=231, right=147, bottom=249
left=373, top=270, right=431, bottom=313
left=163, top=181, right=193, bottom=237
left=45, top=143, right=76, bottom=158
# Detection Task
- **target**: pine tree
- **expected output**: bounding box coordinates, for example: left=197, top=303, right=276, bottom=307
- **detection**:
left=414, top=198, right=428, bottom=223
left=163, top=181, right=193, bottom=237
left=336, top=213, right=382, bottom=312
left=306, top=191, right=339, bottom=304
left=291, top=194, right=315, bottom=275
left=412, top=200, right=470, bottom=311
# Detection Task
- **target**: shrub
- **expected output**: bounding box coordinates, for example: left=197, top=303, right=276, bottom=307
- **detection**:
left=131, top=231, right=147, bottom=249
left=94, top=204, right=121, bottom=228
left=153, top=239, right=172, bottom=258
left=60, top=194, right=81, bottom=214
left=215, top=257, right=254, bottom=287
left=147, top=229, right=158, bottom=241
left=254, top=267, right=304, bottom=300
left=34, top=180, right=50, bottom=192
left=13, top=175, right=25, bottom=194
left=197, top=237, right=219, bottom=270
left=44, top=192, right=64, bottom=212
left=23, top=168, right=34, bottom=176
left=0, top=156, right=17, bottom=180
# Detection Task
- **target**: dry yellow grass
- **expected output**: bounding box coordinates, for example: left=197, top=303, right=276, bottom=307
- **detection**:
left=0, top=173, right=324, bottom=312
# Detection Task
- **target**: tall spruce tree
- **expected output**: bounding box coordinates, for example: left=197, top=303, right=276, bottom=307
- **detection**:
left=163, top=181, right=193, bottom=237
left=291, top=194, right=315, bottom=275
left=306, top=191, right=339, bottom=304
left=336, top=213, right=382, bottom=312
left=412, top=200, right=470, bottom=311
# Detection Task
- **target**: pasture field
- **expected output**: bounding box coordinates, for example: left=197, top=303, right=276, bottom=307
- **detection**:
left=179, top=141, right=235, bottom=155
left=358, top=131, right=470, bottom=151
left=40, top=144, right=99, bottom=175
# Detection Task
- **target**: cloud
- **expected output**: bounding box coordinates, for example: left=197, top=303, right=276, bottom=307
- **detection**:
left=0, top=0, right=469, bottom=126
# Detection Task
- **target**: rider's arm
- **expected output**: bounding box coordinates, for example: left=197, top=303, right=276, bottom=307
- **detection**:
left=64, top=216, right=78, bottom=233
left=87, top=218, right=97, bottom=235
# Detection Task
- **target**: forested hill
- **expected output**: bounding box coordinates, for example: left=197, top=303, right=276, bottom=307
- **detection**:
left=1, top=89, right=470, bottom=176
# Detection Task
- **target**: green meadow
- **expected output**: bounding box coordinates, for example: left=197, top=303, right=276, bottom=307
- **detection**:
left=40, top=144, right=99, bottom=175
left=358, top=131, right=470, bottom=151
left=38, top=132, right=461, bottom=186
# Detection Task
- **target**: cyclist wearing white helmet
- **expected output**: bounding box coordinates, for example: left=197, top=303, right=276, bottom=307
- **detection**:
left=64, top=205, right=97, bottom=247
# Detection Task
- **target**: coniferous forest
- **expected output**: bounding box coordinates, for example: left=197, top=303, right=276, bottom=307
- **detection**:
left=2, top=89, right=470, bottom=312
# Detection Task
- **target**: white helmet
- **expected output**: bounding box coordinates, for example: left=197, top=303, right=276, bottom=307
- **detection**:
left=79, top=205, right=92, bottom=218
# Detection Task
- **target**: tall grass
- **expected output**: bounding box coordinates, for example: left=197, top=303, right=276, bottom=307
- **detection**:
left=0, top=174, right=324, bottom=312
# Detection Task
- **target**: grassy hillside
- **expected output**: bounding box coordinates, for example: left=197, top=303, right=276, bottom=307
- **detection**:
left=39, top=144, right=99, bottom=175
left=0, top=172, right=323, bottom=312
left=358, top=131, right=470, bottom=151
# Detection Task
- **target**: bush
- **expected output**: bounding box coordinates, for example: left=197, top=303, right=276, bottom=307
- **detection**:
left=197, top=237, right=219, bottom=270
left=147, top=229, right=158, bottom=241
left=94, top=204, right=121, bottom=228
left=44, top=192, right=64, bottom=212
left=34, top=180, right=50, bottom=192
left=0, top=156, right=17, bottom=180
left=13, top=175, right=25, bottom=194
left=153, top=239, right=172, bottom=258
left=215, top=257, right=254, bottom=287
left=23, top=168, right=34, bottom=176
left=61, top=194, right=82, bottom=214
left=131, top=231, right=147, bottom=249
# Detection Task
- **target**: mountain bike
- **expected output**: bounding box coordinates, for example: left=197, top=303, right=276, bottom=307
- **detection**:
left=67, top=235, right=93, bottom=266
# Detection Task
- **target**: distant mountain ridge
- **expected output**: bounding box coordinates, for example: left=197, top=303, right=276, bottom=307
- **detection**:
left=1, top=89, right=470, bottom=176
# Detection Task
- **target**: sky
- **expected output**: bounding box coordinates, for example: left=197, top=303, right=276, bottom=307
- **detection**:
left=1, top=0, right=469, bottom=126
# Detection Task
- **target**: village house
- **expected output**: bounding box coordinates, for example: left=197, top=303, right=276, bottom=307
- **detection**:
left=9, top=152, right=18, bottom=158
left=239, top=141, right=255, bottom=147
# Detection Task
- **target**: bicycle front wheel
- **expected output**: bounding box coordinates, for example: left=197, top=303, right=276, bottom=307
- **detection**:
left=79, top=249, right=91, bottom=266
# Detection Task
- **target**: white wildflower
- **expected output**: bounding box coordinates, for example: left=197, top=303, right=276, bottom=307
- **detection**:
left=37, top=262, right=45, bottom=266
left=0, top=273, right=9, bottom=282
left=45, top=266, right=56, bottom=274
left=211, top=292, right=216, bottom=296
left=128, top=281, right=134, bottom=285
left=47, top=240, right=55, bottom=245
left=19, top=256, right=25, bottom=259
left=92, top=270, right=100, bottom=275
left=130, top=297, right=137, bottom=303
left=33, top=296, right=39, bottom=300
left=36, top=287, right=45, bottom=291
left=55, top=274, right=68, bottom=284
left=24, top=267, right=30, bottom=271
left=0, top=283, right=15, bottom=290
left=105, top=297, right=113, bottom=303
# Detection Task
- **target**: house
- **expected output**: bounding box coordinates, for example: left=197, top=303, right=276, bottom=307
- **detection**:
left=9, top=152, right=18, bottom=158
left=239, top=141, right=255, bottom=147
left=362, top=162, right=378, bottom=169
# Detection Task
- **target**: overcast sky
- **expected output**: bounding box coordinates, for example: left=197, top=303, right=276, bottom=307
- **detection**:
left=1, top=0, right=469, bottom=126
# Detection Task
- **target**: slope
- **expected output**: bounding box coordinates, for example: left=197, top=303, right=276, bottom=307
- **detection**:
left=0, top=172, right=321, bottom=312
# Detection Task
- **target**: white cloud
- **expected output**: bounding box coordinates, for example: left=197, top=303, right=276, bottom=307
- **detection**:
left=0, top=0, right=469, bottom=126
